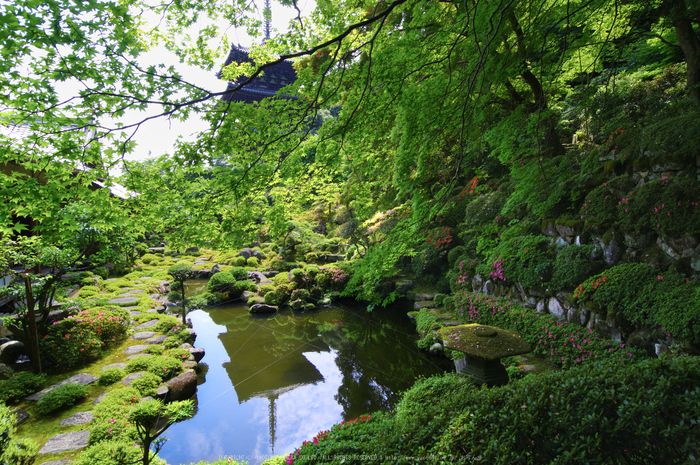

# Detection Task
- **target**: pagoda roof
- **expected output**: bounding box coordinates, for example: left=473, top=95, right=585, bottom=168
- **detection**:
left=220, top=44, right=298, bottom=103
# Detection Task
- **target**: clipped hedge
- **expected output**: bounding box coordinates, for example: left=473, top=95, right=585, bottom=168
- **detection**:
left=286, top=356, right=700, bottom=465
left=36, top=383, right=87, bottom=416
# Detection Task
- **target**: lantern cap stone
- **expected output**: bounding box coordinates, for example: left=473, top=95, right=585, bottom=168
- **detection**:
left=439, top=324, right=530, bottom=361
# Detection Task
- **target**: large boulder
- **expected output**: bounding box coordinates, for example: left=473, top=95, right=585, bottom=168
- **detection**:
left=0, top=341, right=25, bottom=364
left=166, top=370, right=197, bottom=402
left=188, top=347, right=205, bottom=363
left=249, top=303, right=278, bottom=314
left=238, top=248, right=266, bottom=260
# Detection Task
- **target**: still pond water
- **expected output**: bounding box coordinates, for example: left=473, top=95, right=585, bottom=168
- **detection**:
left=159, top=282, right=452, bottom=465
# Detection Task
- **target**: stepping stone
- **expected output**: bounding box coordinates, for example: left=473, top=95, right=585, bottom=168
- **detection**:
left=26, top=373, right=98, bottom=401
left=102, top=362, right=127, bottom=371
left=105, top=278, right=119, bottom=282
left=129, top=311, right=142, bottom=317
left=107, top=296, right=139, bottom=304
left=15, top=409, right=30, bottom=425
left=132, top=331, right=157, bottom=340
left=93, top=393, right=108, bottom=405
left=42, top=461, right=71, bottom=465
left=414, top=292, right=437, bottom=301
left=147, top=309, right=159, bottom=313
left=127, top=353, right=151, bottom=360
left=146, top=335, right=167, bottom=344
left=122, top=372, right=146, bottom=386
left=134, top=320, right=160, bottom=331
left=414, top=301, right=435, bottom=310
left=59, top=411, right=93, bottom=426
left=124, top=344, right=149, bottom=355
left=149, top=293, right=161, bottom=300
left=39, top=430, right=90, bottom=454
left=120, top=288, right=145, bottom=295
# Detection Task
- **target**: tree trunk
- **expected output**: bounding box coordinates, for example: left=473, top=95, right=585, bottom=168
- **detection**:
left=665, top=0, right=700, bottom=101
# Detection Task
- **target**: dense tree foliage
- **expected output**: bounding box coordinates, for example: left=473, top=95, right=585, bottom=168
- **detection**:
left=1, top=0, right=698, bottom=298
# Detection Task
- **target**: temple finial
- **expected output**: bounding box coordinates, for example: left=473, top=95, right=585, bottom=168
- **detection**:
left=263, top=0, right=271, bottom=41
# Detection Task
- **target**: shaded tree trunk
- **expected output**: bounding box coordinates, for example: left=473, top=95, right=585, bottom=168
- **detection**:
left=665, top=0, right=700, bottom=101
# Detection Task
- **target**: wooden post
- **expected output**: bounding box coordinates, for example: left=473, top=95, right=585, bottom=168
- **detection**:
left=24, top=275, right=42, bottom=374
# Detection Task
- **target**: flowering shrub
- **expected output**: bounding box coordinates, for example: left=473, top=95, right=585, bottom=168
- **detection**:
left=286, top=415, right=375, bottom=464
left=575, top=263, right=700, bottom=346
left=452, top=291, right=645, bottom=368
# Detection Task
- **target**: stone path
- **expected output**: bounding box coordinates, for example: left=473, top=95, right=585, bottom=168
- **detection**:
left=124, top=344, right=149, bottom=355
left=38, top=430, right=90, bottom=454
left=26, top=373, right=98, bottom=401
left=106, top=296, right=139, bottom=304
left=59, top=411, right=93, bottom=426
left=133, top=319, right=159, bottom=330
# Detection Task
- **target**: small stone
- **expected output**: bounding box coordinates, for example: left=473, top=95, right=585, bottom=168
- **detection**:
left=188, top=347, right=205, bottom=362
left=126, top=353, right=152, bottom=360
left=14, top=409, right=30, bottom=425
left=134, top=320, right=160, bottom=331
left=132, top=331, right=157, bottom=340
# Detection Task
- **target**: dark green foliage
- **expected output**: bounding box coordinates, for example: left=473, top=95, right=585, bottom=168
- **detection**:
left=434, top=356, right=700, bottom=464
left=618, top=177, right=700, bottom=237
left=98, top=368, right=125, bottom=386
left=0, top=373, right=47, bottom=404
left=464, top=190, right=508, bottom=227
left=35, top=383, right=87, bottom=416
left=579, top=175, right=632, bottom=225
left=482, top=235, right=554, bottom=288
left=550, top=244, right=595, bottom=289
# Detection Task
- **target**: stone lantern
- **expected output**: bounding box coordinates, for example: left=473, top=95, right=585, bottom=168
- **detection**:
left=439, top=324, right=531, bottom=386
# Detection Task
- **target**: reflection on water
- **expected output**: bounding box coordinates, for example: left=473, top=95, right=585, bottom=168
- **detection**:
left=160, top=285, right=451, bottom=465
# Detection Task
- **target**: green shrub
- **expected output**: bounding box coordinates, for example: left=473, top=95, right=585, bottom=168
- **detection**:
left=229, top=266, right=248, bottom=281
left=480, top=234, right=553, bottom=288
left=0, top=372, right=47, bottom=404
left=73, top=439, right=159, bottom=465
left=247, top=257, right=259, bottom=267
left=131, top=372, right=162, bottom=397
left=305, top=252, right=318, bottom=262
left=233, top=256, right=247, bottom=266
left=0, top=436, right=39, bottom=465
left=578, top=175, right=632, bottom=225
left=144, top=345, right=164, bottom=355
left=550, top=244, right=595, bottom=289
left=98, top=368, right=125, bottom=386
left=207, top=271, right=235, bottom=294
left=90, top=387, right=141, bottom=445
left=78, top=285, right=100, bottom=297
left=141, top=253, right=158, bottom=264
left=289, top=268, right=307, bottom=285
left=168, top=348, right=191, bottom=361
left=434, top=356, right=700, bottom=464
left=36, top=383, right=87, bottom=416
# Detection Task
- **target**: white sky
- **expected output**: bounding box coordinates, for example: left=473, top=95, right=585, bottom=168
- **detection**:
left=119, top=0, right=315, bottom=164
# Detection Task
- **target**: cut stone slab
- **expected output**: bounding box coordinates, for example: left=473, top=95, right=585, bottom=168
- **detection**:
left=38, top=430, right=90, bottom=454
left=129, top=311, right=142, bottom=317
left=93, top=393, right=108, bottom=405
left=414, top=301, right=435, bottom=310
left=132, top=331, right=157, bottom=340
left=106, top=296, right=139, bottom=304
left=127, top=353, right=151, bottom=360
left=146, top=335, right=168, bottom=344
left=134, top=319, right=160, bottom=331
left=26, top=373, right=98, bottom=401
left=59, top=411, right=93, bottom=426
left=42, top=461, right=72, bottom=465
left=124, top=344, right=149, bottom=355
left=414, top=292, right=437, bottom=301
left=102, top=362, right=127, bottom=371
left=120, top=288, right=145, bottom=294
left=122, top=372, right=146, bottom=386
left=14, top=409, right=30, bottom=425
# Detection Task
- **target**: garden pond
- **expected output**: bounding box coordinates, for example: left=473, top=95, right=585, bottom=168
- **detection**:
left=159, top=281, right=452, bottom=465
